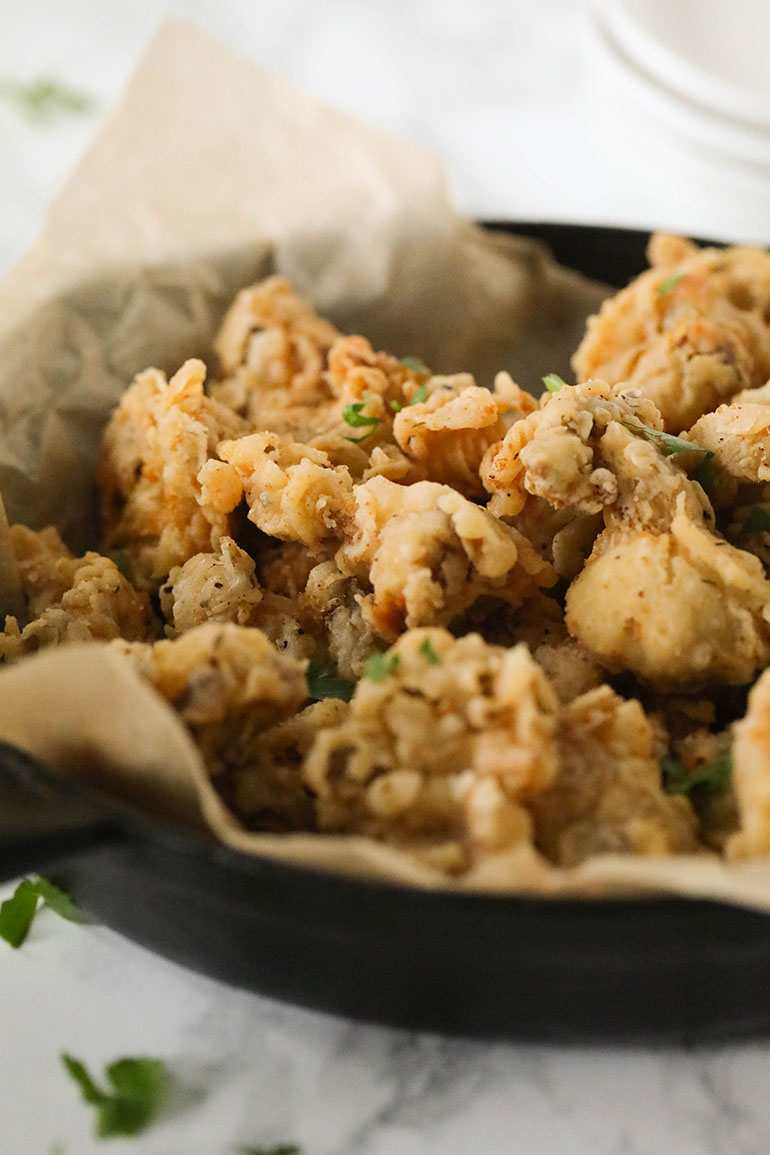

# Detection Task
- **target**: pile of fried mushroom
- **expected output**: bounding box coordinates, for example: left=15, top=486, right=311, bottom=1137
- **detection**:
left=5, top=233, right=770, bottom=877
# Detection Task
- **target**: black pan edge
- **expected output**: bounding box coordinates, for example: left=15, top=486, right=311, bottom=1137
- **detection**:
left=7, top=220, right=770, bottom=1042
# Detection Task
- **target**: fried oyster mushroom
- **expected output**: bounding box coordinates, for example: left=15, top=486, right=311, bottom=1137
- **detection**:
left=572, top=233, right=770, bottom=432
left=389, top=371, right=535, bottom=498
left=481, top=378, right=664, bottom=520
left=304, top=629, right=560, bottom=875
left=98, top=358, right=248, bottom=590
left=230, top=699, right=348, bottom=831
left=336, top=476, right=556, bottom=641
left=160, top=536, right=264, bottom=634
left=217, top=431, right=354, bottom=552
left=210, top=275, right=342, bottom=440
left=115, top=622, right=311, bottom=827
left=565, top=421, right=770, bottom=686
left=0, top=524, right=154, bottom=662
left=531, top=685, right=699, bottom=865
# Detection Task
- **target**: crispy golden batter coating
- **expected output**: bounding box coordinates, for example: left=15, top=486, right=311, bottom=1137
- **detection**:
left=687, top=403, right=770, bottom=484
left=393, top=379, right=511, bottom=498
left=160, top=537, right=263, bottom=634
left=326, top=333, right=421, bottom=413
left=531, top=635, right=605, bottom=705
left=31, top=263, right=770, bottom=878
left=0, top=525, right=154, bottom=661
left=301, top=559, right=378, bottom=678
left=509, top=498, right=602, bottom=580
left=98, top=359, right=248, bottom=589
left=231, top=699, right=348, bottom=831
left=481, top=379, right=663, bottom=519
left=336, top=476, right=555, bottom=640
left=726, top=489, right=770, bottom=569
left=304, top=629, right=559, bottom=873
left=301, top=335, right=435, bottom=478
left=565, top=423, right=770, bottom=686
left=573, top=234, right=770, bottom=431
left=218, top=431, right=354, bottom=551
left=7, top=524, right=78, bottom=616
left=530, top=686, right=698, bottom=865
left=211, top=276, right=341, bottom=439
left=116, top=623, right=308, bottom=790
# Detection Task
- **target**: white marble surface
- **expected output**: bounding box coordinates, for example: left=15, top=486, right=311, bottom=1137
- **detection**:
left=3, top=2, right=770, bottom=1152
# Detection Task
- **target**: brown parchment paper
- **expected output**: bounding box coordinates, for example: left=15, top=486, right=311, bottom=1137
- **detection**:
left=2, top=18, right=770, bottom=908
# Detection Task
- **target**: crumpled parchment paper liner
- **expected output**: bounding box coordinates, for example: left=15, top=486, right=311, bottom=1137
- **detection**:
left=1, top=18, right=768, bottom=908
left=0, top=19, right=607, bottom=549
left=7, top=640, right=770, bottom=910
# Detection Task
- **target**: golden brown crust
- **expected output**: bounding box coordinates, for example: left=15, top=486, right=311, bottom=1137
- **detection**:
left=98, top=359, right=248, bottom=589
left=18, top=260, right=770, bottom=878
left=304, top=630, right=559, bottom=873
left=0, top=525, right=154, bottom=661
left=573, top=235, right=770, bottom=431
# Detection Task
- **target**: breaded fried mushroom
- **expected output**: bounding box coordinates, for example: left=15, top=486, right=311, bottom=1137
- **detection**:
left=336, top=476, right=555, bottom=641
left=392, top=373, right=529, bottom=498
left=98, top=358, right=248, bottom=589
left=481, top=378, right=664, bottom=519
left=0, top=525, right=154, bottom=662
left=210, top=276, right=341, bottom=439
left=304, top=629, right=559, bottom=874
left=728, top=667, right=770, bottom=859
left=530, top=686, right=698, bottom=865
left=573, top=234, right=770, bottom=431
left=217, top=431, right=354, bottom=551
left=565, top=422, right=770, bottom=686
left=160, top=536, right=263, bottom=634
left=115, top=621, right=307, bottom=783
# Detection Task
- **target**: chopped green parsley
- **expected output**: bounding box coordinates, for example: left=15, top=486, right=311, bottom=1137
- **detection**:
left=657, top=272, right=686, bottom=296
left=306, top=659, right=356, bottom=702
left=343, top=401, right=381, bottom=443
left=62, top=1054, right=168, bottom=1139
left=0, top=876, right=83, bottom=948
left=399, top=356, right=431, bottom=377
left=363, top=652, right=401, bottom=683
left=661, top=752, right=732, bottom=796
left=623, top=420, right=714, bottom=477
left=419, top=636, right=442, bottom=665
left=0, top=77, right=93, bottom=123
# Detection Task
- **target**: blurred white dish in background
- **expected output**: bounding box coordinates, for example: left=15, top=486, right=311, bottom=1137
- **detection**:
left=610, top=0, right=770, bottom=129
left=585, top=0, right=770, bottom=243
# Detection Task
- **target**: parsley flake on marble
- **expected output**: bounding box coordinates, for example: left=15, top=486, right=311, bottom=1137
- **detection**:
left=0, top=876, right=83, bottom=948
left=0, top=76, right=93, bottom=123
left=236, top=1146, right=302, bottom=1155
left=61, top=1054, right=168, bottom=1139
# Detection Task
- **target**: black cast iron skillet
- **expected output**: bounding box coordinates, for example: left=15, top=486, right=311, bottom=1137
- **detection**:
left=3, top=222, right=769, bottom=1044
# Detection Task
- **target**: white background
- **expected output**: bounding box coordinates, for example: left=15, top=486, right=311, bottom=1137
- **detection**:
left=2, top=2, right=770, bottom=1153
